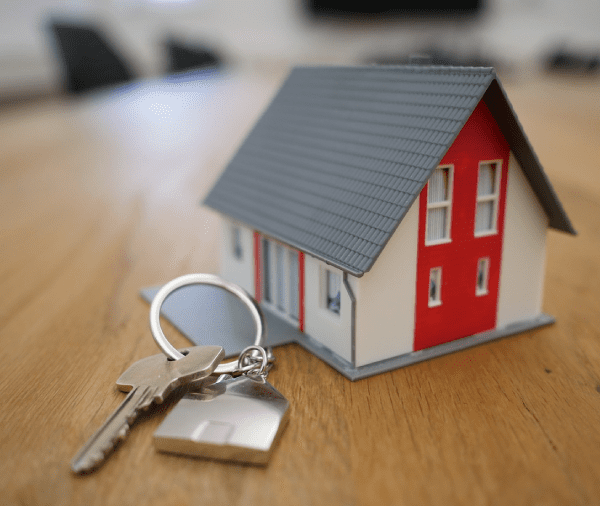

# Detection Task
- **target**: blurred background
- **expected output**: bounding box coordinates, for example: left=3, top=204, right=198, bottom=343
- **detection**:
left=0, top=0, right=599, bottom=103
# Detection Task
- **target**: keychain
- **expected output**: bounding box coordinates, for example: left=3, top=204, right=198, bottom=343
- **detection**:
left=148, top=273, right=290, bottom=465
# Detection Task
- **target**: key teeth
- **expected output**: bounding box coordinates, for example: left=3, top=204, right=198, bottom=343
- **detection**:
left=74, top=449, right=107, bottom=474
left=125, top=411, right=138, bottom=425
left=72, top=421, right=132, bottom=474
left=117, top=424, right=130, bottom=440
left=89, top=451, right=104, bottom=469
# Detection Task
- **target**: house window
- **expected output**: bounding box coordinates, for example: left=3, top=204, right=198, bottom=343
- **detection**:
left=426, top=166, right=453, bottom=244
left=429, top=267, right=442, bottom=307
left=475, top=162, right=501, bottom=235
left=261, top=237, right=299, bottom=321
left=325, top=269, right=341, bottom=315
left=231, top=225, right=243, bottom=260
left=476, top=258, right=489, bottom=296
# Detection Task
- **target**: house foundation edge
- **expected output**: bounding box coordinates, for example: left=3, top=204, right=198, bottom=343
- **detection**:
left=293, top=313, right=556, bottom=381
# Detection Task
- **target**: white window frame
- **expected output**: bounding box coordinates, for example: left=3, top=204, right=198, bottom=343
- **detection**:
left=322, top=268, right=341, bottom=316
left=476, top=257, right=490, bottom=296
left=231, top=223, right=243, bottom=261
left=474, top=160, right=502, bottom=237
left=428, top=267, right=442, bottom=307
left=261, top=237, right=299, bottom=323
left=425, top=165, right=454, bottom=245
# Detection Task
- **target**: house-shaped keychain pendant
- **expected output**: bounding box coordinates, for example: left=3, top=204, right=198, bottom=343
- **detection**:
left=154, top=375, right=290, bottom=464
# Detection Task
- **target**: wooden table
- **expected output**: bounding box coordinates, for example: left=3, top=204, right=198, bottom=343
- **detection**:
left=1, top=70, right=599, bottom=506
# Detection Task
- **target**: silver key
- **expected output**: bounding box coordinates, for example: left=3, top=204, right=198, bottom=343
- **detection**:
left=71, top=345, right=224, bottom=474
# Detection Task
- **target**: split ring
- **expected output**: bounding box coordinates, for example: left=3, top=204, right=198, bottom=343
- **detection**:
left=238, top=345, right=269, bottom=377
left=149, top=273, right=266, bottom=375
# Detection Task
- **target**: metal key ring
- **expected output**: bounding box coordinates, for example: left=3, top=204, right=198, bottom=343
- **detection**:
left=149, top=273, right=266, bottom=375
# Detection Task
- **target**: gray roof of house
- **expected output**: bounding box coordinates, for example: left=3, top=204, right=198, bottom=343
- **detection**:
left=204, top=65, right=575, bottom=276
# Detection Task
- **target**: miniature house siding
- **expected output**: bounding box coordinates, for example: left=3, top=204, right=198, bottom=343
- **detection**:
left=304, top=258, right=353, bottom=363
left=220, top=219, right=255, bottom=297
left=497, top=153, right=549, bottom=327
left=353, top=203, right=419, bottom=367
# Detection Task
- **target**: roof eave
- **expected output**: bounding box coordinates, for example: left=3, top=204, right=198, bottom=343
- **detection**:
left=204, top=207, right=367, bottom=276
left=482, top=79, right=576, bottom=235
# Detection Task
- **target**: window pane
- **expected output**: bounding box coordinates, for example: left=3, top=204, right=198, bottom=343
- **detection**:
left=476, top=258, right=489, bottom=294
left=276, top=244, right=285, bottom=310
left=478, top=163, right=496, bottom=196
left=428, top=167, right=449, bottom=203
left=289, top=251, right=299, bottom=319
left=429, top=268, right=441, bottom=305
left=327, top=270, right=341, bottom=314
left=232, top=226, right=242, bottom=260
left=427, top=207, right=447, bottom=241
left=475, top=201, right=494, bottom=233
left=262, top=239, right=271, bottom=302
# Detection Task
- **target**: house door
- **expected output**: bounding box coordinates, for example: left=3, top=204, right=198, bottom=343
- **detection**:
left=413, top=100, right=510, bottom=351
left=254, top=234, right=305, bottom=330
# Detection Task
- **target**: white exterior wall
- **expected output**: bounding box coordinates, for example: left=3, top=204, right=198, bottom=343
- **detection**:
left=219, top=218, right=255, bottom=297
left=497, top=153, right=549, bottom=327
left=353, top=202, right=419, bottom=366
left=303, top=257, right=353, bottom=363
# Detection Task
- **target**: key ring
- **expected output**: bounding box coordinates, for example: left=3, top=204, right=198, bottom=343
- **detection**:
left=149, top=273, right=266, bottom=375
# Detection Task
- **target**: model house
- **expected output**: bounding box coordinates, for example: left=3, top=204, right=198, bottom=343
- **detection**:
left=203, top=65, right=575, bottom=379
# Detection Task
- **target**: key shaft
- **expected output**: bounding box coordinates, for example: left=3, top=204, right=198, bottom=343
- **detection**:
left=71, top=385, right=156, bottom=473
left=71, top=345, right=224, bottom=474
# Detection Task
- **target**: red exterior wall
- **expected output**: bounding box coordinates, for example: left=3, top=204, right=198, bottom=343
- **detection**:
left=413, top=99, right=510, bottom=351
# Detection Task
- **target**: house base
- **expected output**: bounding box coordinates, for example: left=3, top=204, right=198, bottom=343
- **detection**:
left=306, top=314, right=556, bottom=380
left=141, top=285, right=555, bottom=381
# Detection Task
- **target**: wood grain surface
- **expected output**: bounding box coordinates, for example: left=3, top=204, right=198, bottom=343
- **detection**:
left=0, top=71, right=599, bottom=506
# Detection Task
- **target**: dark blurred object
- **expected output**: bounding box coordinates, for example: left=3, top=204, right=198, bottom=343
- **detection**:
left=304, top=0, right=482, bottom=19
left=165, top=39, right=222, bottom=74
left=49, top=20, right=136, bottom=94
left=369, top=48, right=495, bottom=68
left=545, top=48, right=599, bottom=75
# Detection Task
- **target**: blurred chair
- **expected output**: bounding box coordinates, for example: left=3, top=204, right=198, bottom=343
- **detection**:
left=48, top=20, right=136, bottom=94
left=545, top=47, right=599, bottom=75
left=165, top=38, right=222, bottom=74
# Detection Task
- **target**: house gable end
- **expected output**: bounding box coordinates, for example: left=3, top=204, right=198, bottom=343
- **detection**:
left=482, top=80, right=575, bottom=235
